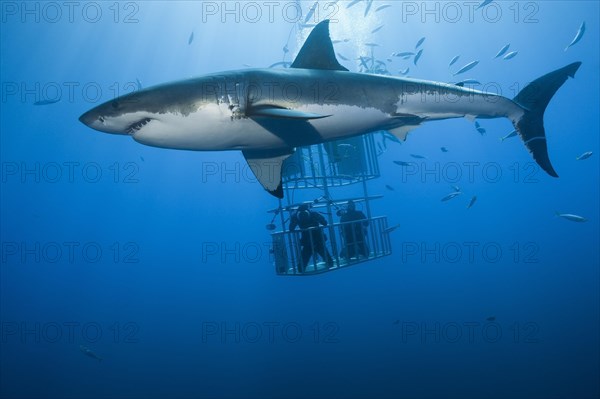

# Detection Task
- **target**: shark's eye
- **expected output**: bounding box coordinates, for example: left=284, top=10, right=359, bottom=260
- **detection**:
left=111, top=100, right=119, bottom=109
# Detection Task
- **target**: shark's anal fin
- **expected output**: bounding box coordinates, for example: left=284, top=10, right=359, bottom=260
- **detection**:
left=291, top=20, right=349, bottom=71
left=242, top=150, right=293, bottom=198
left=248, top=106, right=331, bottom=120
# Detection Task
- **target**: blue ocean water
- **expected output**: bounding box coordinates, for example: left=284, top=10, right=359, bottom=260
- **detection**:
left=1, top=1, right=599, bottom=398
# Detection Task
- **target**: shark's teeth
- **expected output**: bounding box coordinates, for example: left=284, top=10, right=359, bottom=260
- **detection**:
left=126, top=118, right=152, bottom=134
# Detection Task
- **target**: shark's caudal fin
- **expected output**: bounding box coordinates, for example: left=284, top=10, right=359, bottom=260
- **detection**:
left=291, top=20, right=348, bottom=71
left=512, top=62, right=582, bottom=177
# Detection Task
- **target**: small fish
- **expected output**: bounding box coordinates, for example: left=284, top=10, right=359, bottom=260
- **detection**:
left=140, top=156, right=145, bottom=162
left=136, top=78, right=142, bottom=91
left=385, top=184, right=395, bottom=191
left=449, top=55, right=460, bottom=67
left=364, top=43, right=379, bottom=47
left=500, top=130, right=518, bottom=142
left=494, top=44, right=510, bottom=59
left=393, top=52, right=415, bottom=57
left=376, top=4, right=392, bottom=12
left=393, top=319, right=400, bottom=324
left=337, top=53, right=349, bottom=61
left=453, top=60, right=479, bottom=76
left=33, top=98, right=60, bottom=106
left=415, top=37, right=426, bottom=49
left=399, top=67, right=410, bottom=75
left=393, top=161, right=412, bottom=167
left=384, top=224, right=400, bottom=234
left=299, top=23, right=316, bottom=29
left=451, top=186, right=461, bottom=192
left=371, top=25, right=384, bottom=34
left=475, top=121, right=481, bottom=129
left=565, top=22, right=586, bottom=51
left=266, top=223, right=276, bottom=231
left=80, top=345, right=102, bottom=362
left=503, top=51, right=518, bottom=60
left=414, top=49, right=423, bottom=66
left=304, top=2, right=318, bottom=24
left=455, top=79, right=481, bottom=87
left=283, top=45, right=289, bottom=54
left=188, top=32, right=194, bottom=45
left=364, top=0, right=373, bottom=16
left=387, top=58, right=393, bottom=63
left=555, top=212, right=587, bottom=223
left=441, top=192, right=462, bottom=202
left=242, top=64, right=253, bottom=68
left=467, top=196, right=477, bottom=209
left=477, top=127, right=486, bottom=135
left=576, top=151, right=593, bottom=160
left=347, top=0, right=361, bottom=8
left=476, top=0, right=494, bottom=10
left=486, top=316, right=496, bottom=322
left=441, top=147, right=448, bottom=152
left=410, top=154, right=426, bottom=159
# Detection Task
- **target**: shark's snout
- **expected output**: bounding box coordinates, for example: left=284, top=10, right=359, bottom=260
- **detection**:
left=78, top=107, right=130, bottom=135
left=78, top=110, right=96, bottom=127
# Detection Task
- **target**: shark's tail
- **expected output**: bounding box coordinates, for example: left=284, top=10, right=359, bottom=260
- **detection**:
left=511, top=62, right=582, bottom=177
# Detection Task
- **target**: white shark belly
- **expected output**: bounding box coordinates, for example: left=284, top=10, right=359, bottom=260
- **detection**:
left=305, top=104, right=391, bottom=138
left=131, top=104, right=391, bottom=151
left=130, top=105, right=285, bottom=151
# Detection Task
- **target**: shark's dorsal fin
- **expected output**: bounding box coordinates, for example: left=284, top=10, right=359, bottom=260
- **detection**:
left=291, top=20, right=349, bottom=71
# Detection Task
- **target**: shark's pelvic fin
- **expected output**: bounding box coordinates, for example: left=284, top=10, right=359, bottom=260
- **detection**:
left=291, top=20, right=349, bottom=71
left=387, top=113, right=423, bottom=141
left=248, top=106, right=331, bottom=120
left=511, top=61, right=582, bottom=177
left=387, top=125, right=420, bottom=142
left=242, top=150, right=294, bottom=198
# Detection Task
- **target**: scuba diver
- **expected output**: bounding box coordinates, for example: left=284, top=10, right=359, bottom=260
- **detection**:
left=339, top=200, right=369, bottom=260
left=289, top=204, right=334, bottom=273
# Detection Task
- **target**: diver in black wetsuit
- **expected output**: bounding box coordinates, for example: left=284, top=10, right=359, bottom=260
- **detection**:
left=340, top=200, right=369, bottom=260
left=289, top=204, right=333, bottom=273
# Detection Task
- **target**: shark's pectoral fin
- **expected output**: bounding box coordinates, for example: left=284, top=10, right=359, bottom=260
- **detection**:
left=248, top=106, right=331, bottom=120
left=242, top=149, right=294, bottom=198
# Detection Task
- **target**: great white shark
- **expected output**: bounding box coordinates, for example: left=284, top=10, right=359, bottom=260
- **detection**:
left=79, top=20, right=581, bottom=198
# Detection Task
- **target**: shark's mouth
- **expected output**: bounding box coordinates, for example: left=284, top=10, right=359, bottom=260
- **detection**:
left=126, top=118, right=153, bottom=135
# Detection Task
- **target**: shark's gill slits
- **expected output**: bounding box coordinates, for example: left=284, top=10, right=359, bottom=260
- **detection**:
left=126, top=118, right=152, bottom=134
